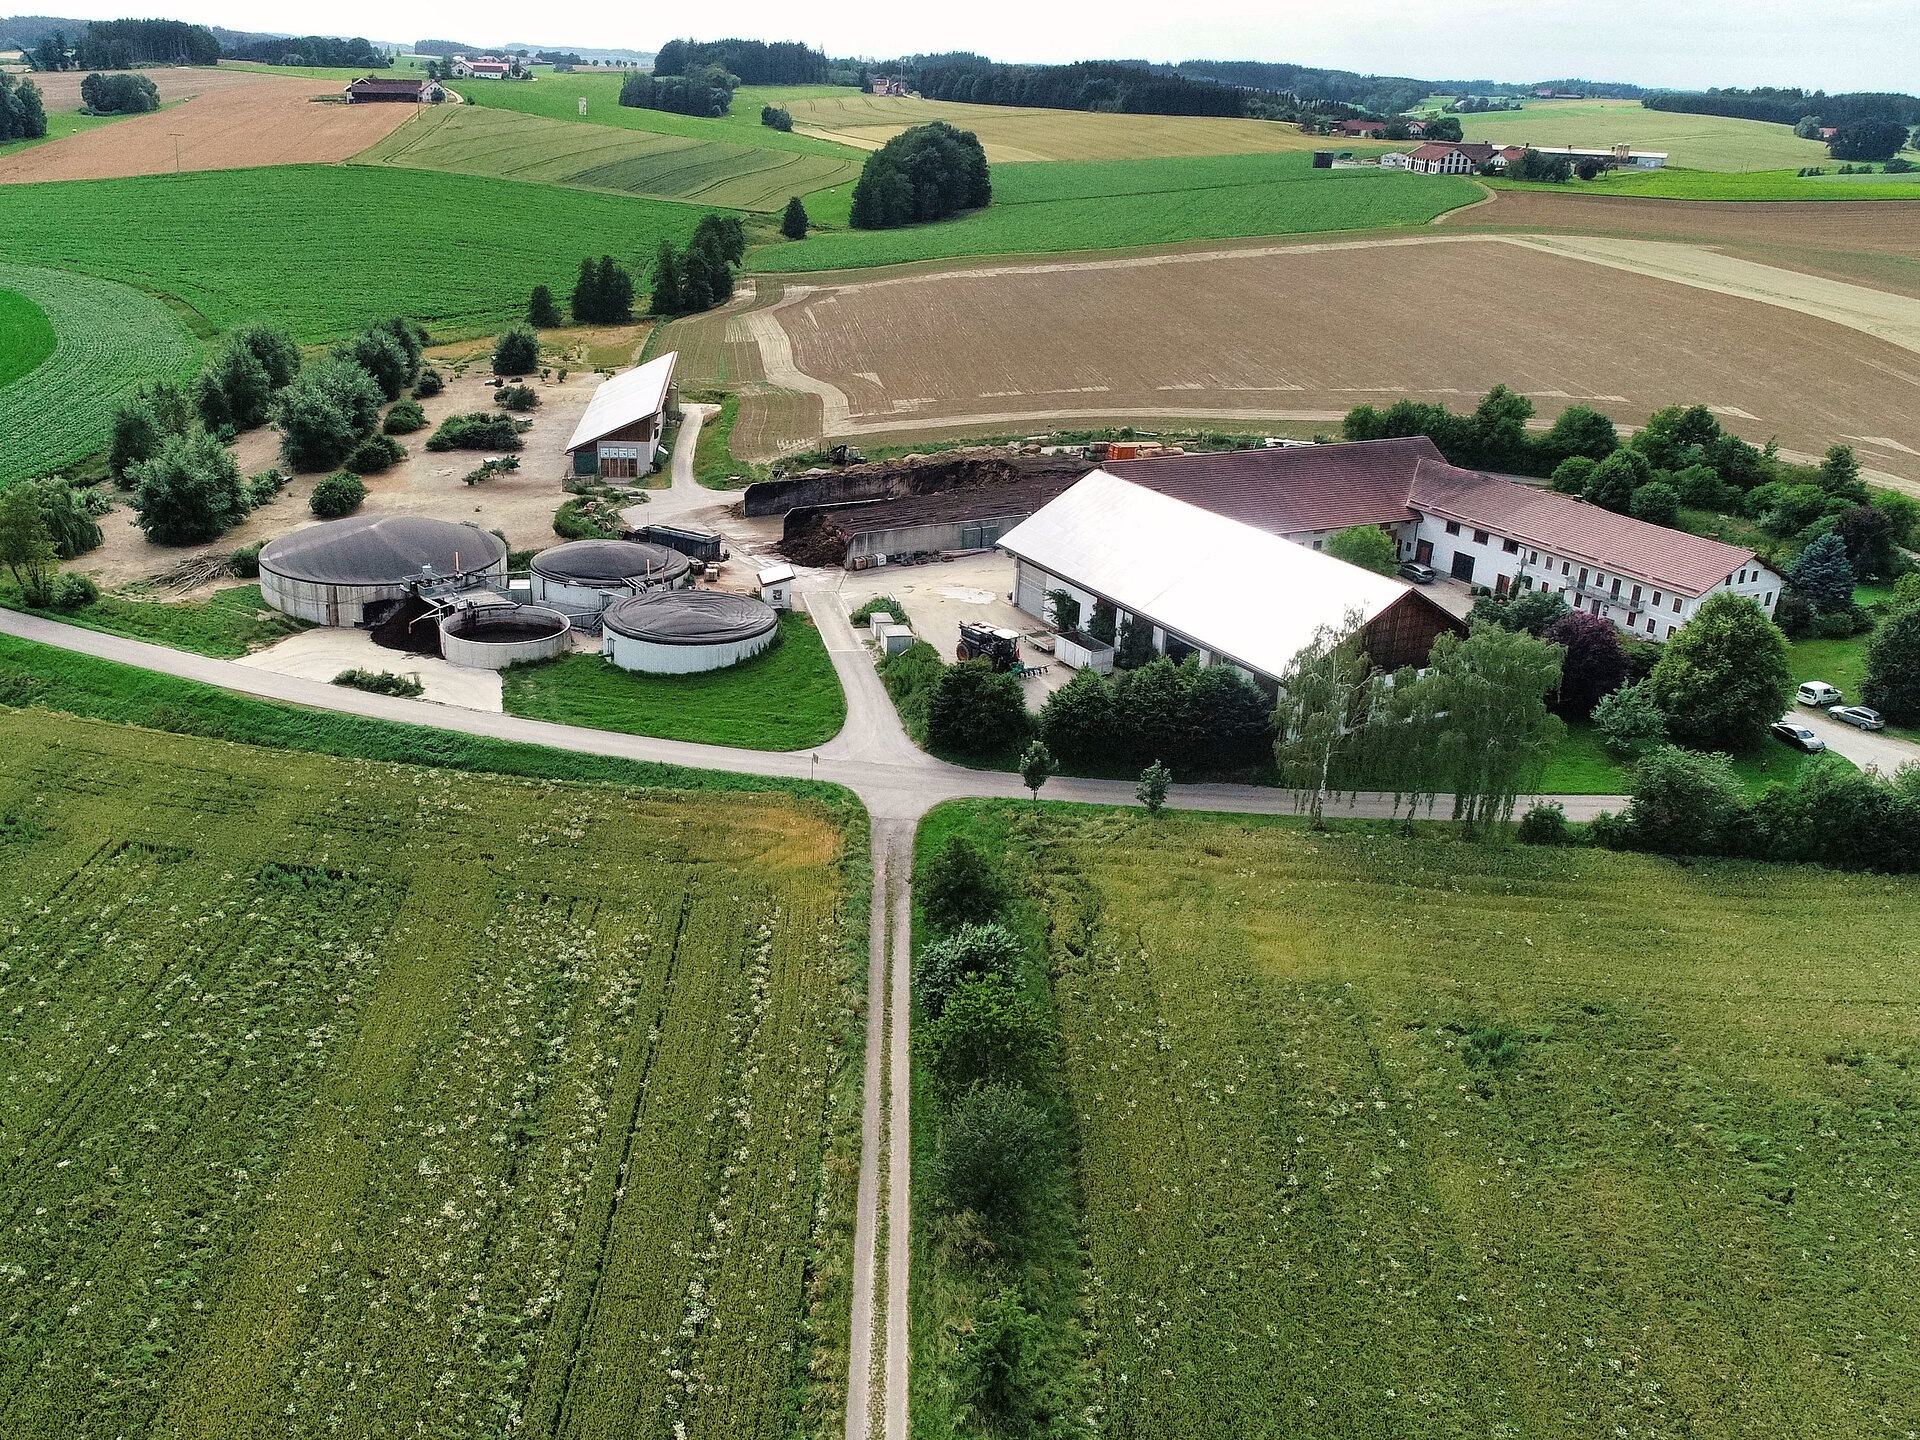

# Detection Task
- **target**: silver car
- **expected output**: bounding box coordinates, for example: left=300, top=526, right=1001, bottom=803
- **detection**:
left=1828, top=705, right=1885, bottom=731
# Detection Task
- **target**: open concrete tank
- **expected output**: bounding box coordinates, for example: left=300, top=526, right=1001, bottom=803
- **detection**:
left=438, top=601, right=572, bottom=669
left=601, top=590, right=779, bottom=674
left=259, top=515, right=507, bottom=625
left=529, top=538, right=692, bottom=611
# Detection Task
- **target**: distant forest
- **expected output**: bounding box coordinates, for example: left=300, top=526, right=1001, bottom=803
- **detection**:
left=21, top=17, right=217, bottom=68
left=911, top=59, right=1254, bottom=117
left=219, top=33, right=388, bottom=67
left=653, top=38, right=827, bottom=86
left=1642, top=87, right=1920, bottom=128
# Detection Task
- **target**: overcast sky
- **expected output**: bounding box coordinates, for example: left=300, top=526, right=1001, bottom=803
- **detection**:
left=36, top=0, right=1920, bottom=92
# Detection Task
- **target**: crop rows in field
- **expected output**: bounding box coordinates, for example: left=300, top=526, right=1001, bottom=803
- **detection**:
left=0, top=167, right=707, bottom=343
left=356, top=105, right=862, bottom=213
left=0, top=710, right=857, bottom=1439
left=0, top=287, right=56, bottom=389
left=0, top=261, right=198, bottom=486
left=984, top=804, right=1920, bottom=1438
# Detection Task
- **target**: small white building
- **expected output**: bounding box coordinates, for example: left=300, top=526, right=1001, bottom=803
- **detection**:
left=757, top=563, right=795, bottom=610
left=566, top=352, right=677, bottom=478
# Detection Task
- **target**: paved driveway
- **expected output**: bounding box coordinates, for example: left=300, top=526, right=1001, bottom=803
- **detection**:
left=1791, top=706, right=1920, bottom=774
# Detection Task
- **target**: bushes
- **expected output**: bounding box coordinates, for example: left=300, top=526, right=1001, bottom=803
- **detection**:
left=1543, top=610, right=1628, bottom=720
left=344, top=433, right=404, bottom=475
left=48, top=572, right=97, bottom=612
left=128, top=433, right=248, bottom=545
left=333, top=328, right=410, bottom=402
left=275, top=358, right=384, bottom=473
left=877, top=639, right=943, bottom=738
left=760, top=104, right=793, bottom=130
left=413, top=367, right=444, bottom=399
left=932, top=1083, right=1050, bottom=1219
left=551, top=496, right=618, bottom=540
left=382, top=399, right=426, bottom=435
left=918, top=833, right=1012, bottom=932
left=927, top=659, right=1028, bottom=755
left=79, top=71, right=159, bottom=114
left=1036, top=654, right=1273, bottom=773
left=1630, top=480, right=1680, bottom=528
left=916, top=922, right=1022, bottom=1019
left=495, top=384, right=539, bottom=412
left=1515, top=801, right=1570, bottom=845
left=920, top=973, right=1052, bottom=1095
left=308, top=471, right=365, bottom=519
left=1325, top=523, right=1398, bottom=574
left=492, top=324, right=539, bottom=376
left=1592, top=680, right=1666, bottom=756
left=425, top=412, right=523, bottom=452
left=849, top=121, right=991, bottom=229
left=333, top=667, right=423, bottom=697
left=230, top=541, right=263, bottom=578
left=1616, top=746, right=1753, bottom=855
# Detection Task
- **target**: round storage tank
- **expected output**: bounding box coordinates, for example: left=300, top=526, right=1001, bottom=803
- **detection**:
left=529, top=539, right=691, bottom=611
left=601, top=590, right=779, bottom=674
left=438, top=603, right=572, bottom=669
left=259, top=515, right=508, bottom=625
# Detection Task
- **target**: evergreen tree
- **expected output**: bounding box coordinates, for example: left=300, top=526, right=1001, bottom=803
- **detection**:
left=649, top=241, right=681, bottom=316
left=569, top=256, right=600, bottom=323
left=527, top=284, right=560, bottom=327
left=1787, top=531, right=1855, bottom=613
left=594, top=256, right=633, bottom=323
left=780, top=194, right=809, bottom=240
left=1820, top=443, right=1867, bottom=503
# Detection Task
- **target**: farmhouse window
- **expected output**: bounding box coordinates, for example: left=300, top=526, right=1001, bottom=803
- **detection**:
left=1631, top=585, right=1641, bottom=604
left=1561, top=561, right=1570, bottom=576
left=1503, top=538, right=1520, bottom=554
left=1653, top=591, right=1663, bottom=607
left=1529, top=551, right=1539, bottom=564
left=1610, top=578, right=1621, bottom=598
left=1473, top=529, right=1489, bottom=544
left=1445, top=521, right=1460, bottom=536
left=1579, top=568, right=1589, bottom=587
left=1673, top=597, right=1682, bottom=613
left=1647, top=619, right=1656, bottom=633
left=1666, top=625, right=1676, bottom=637
left=1764, top=592, right=1773, bottom=606
left=1313, top=541, right=1323, bottom=550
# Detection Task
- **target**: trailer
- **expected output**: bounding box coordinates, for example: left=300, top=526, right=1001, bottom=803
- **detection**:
left=635, top=524, right=725, bottom=563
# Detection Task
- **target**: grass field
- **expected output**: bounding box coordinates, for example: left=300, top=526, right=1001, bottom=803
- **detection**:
left=354, top=103, right=863, bottom=212
left=1455, top=98, right=1832, bottom=171
left=920, top=798, right=1920, bottom=1438
left=777, top=89, right=1355, bottom=163
left=750, top=153, right=1480, bottom=273
left=1491, top=167, right=1920, bottom=202
left=0, top=285, right=54, bottom=388
left=0, top=581, right=309, bottom=657
left=0, top=260, right=199, bottom=486
left=0, top=108, right=121, bottom=157
left=1537, top=719, right=1837, bottom=796
left=0, top=706, right=861, bottom=1439
left=0, top=166, right=704, bottom=342
left=500, top=613, right=845, bottom=749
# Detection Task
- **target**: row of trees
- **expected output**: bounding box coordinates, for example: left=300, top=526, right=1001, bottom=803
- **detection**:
left=618, top=66, right=735, bottom=118
left=1641, top=86, right=1920, bottom=130
left=0, top=74, right=47, bottom=141
left=653, top=38, right=826, bottom=86
left=221, top=34, right=389, bottom=68
left=913, top=58, right=1259, bottom=117
left=568, top=255, right=636, bottom=324
left=849, top=121, right=990, bottom=230
left=649, top=214, right=744, bottom=316
left=29, top=19, right=218, bottom=70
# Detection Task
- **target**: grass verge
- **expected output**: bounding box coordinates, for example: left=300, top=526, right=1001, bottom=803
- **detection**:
left=499, top=612, right=845, bottom=750
left=0, top=581, right=308, bottom=658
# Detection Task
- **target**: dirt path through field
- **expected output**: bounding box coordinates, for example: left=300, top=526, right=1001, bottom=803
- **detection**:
left=0, top=72, right=417, bottom=182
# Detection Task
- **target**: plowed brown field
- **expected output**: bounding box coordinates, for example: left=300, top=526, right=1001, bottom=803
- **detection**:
left=0, top=70, right=415, bottom=182
left=1449, top=190, right=1920, bottom=299
left=739, top=236, right=1920, bottom=487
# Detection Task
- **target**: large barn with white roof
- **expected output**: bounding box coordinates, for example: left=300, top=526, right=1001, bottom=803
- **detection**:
left=566, top=352, right=677, bottom=478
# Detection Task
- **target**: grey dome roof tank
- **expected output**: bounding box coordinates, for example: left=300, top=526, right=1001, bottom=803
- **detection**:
left=260, top=515, right=507, bottom=586
left=602, top=590, right=778, bottom=645
left=530, top=539, right=691, bottom=588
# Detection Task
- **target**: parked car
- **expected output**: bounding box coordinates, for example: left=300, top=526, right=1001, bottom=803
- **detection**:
left=1771, top=720, right=1827, bottom=753
left=1828, top=705, right=1885, bottom=731
left=1398, top=561, right=1437, bottom=584
left=1796, top=681, right=1842, bottom=707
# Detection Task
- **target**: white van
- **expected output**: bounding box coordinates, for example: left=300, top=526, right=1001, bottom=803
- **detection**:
left=1796, top=681, right=1842, bottom=708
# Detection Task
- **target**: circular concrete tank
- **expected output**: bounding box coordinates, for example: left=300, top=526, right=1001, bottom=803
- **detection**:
left=529, top=539, right=691, bottom=611
left=439, top=604, right=572, bottom=669
left=601, top=590, right=778, bottom=674
left=259, top=515, right=507, bottom=626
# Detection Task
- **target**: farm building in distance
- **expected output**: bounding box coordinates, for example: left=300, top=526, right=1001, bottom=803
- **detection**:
left=1108, top=437, right=1781, bottom=640
left=1408, top=141, right=1497, bottom=173
left=566, top=352, right=677, bottom=478
left=1520, top=143, right=1668, bottom=168
left=998, top=470, right=1464, bottom=684
left=345, top=76, right=431, bottom=102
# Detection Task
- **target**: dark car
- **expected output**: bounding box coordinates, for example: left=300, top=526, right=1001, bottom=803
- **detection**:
left=1828, top=705, right=1885, bottom=731
left=1398, top=561, right=1437, bottom=584
left=1770, top=720, right=1826, bottom=754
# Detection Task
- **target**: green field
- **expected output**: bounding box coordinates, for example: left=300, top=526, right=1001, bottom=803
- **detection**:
left=1455, top=98, right=1832, bottom=171
left=749, top=153, right=1481, bottom=273
left=500, top=613, right=846, bottom=749
left=1491, top=166, right=1920, bottom=202
left=355, top=103, right=862, bottom=212
left=0, top=261, right=199, bottom=485
left=0, top=706, right=859, bottom=1440
left=0, top=285, right=54, bottom=388
left=0, top=108, right=123, bottom=157
left=0, top=581, right=310, bottom=657
left=0, top=166, right=706, bottom=343
left=917, top=799, right=1920, bottom=1437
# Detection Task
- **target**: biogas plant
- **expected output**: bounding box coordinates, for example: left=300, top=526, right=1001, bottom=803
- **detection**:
left=258, top=514, right=783, bottom=674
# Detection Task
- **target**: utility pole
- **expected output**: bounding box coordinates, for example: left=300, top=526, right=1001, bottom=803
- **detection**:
left=169, top=133, right=182, bottom=174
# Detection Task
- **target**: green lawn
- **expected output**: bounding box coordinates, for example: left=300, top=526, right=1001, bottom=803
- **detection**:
left=1490, top=166, right=1920, bottom=202
left=500, top=612, right=845, bottom=748
left=0, top=166, right=708, bottom=343
left=692, top=392, right=755, bottom=488
left=916, top=797, right=1920, bottom=1439
left=1541, top=718, right=1851, bottom=796
left=749, top=153, right=1481, bottom=272
left=0, top=108, right=123, bottom=158
left=0, top=582, right=308, bottom=657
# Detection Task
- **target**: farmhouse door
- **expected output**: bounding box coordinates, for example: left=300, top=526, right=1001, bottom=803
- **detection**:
left=1415, top=539, right=1433, bottom=565
left=1450, top=552, right=1475, bottom=583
